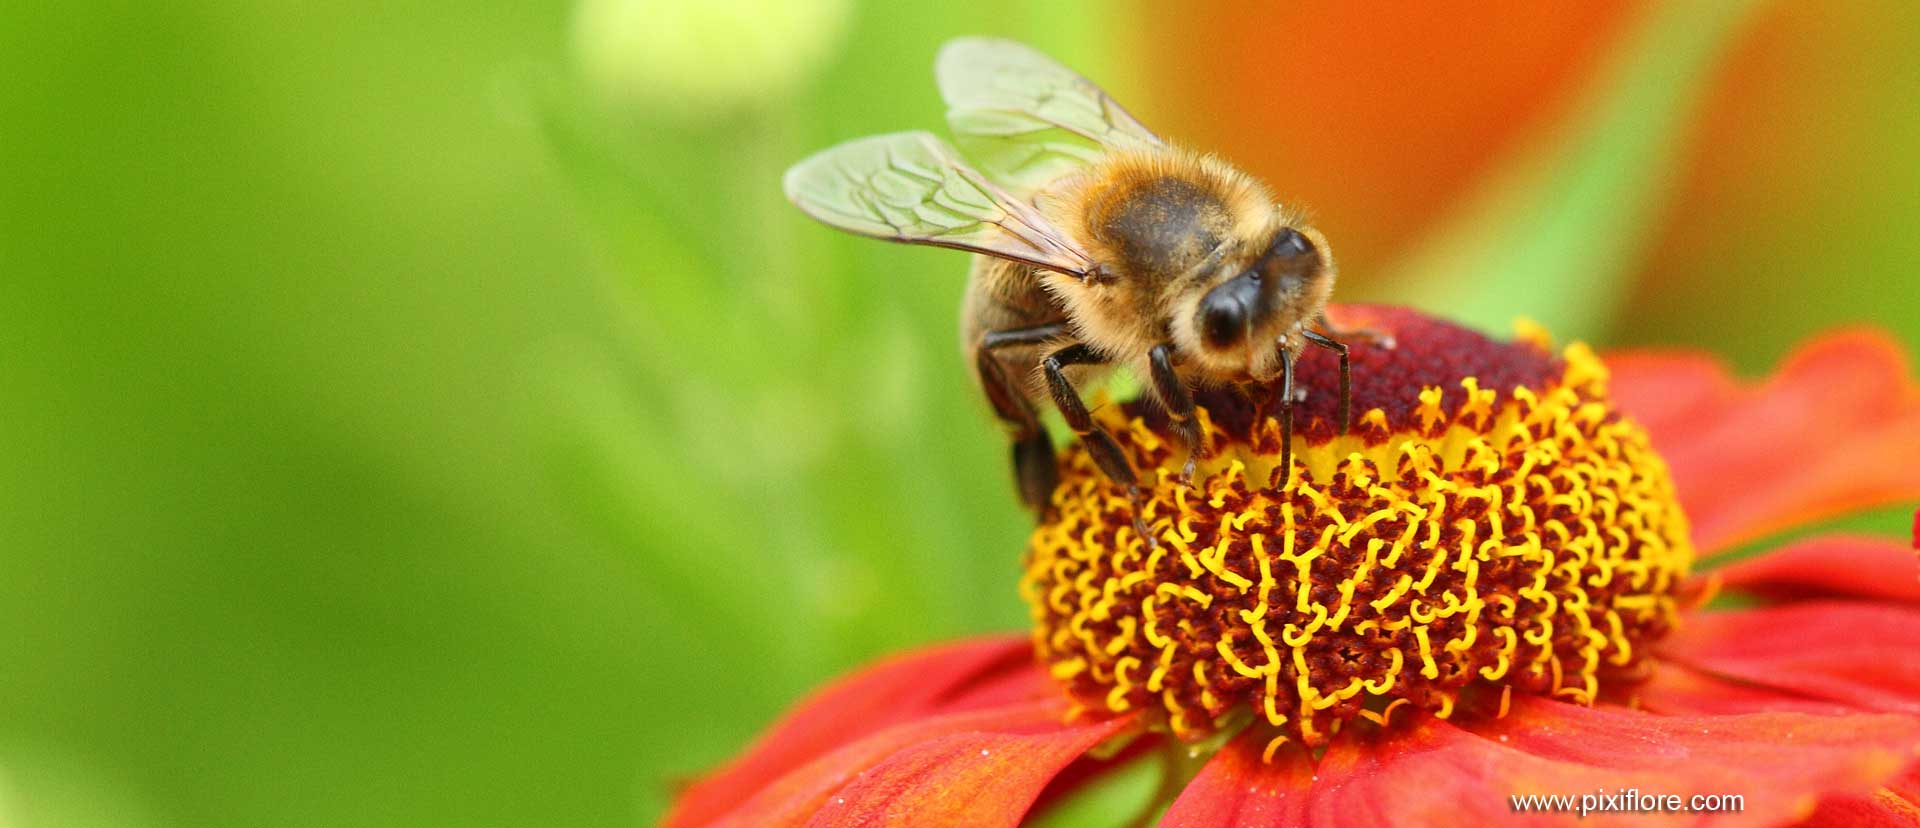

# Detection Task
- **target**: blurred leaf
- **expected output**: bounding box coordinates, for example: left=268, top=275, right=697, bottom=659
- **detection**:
left=1611, top=4, right=1920, bottom=372
left=1694, top=503, right=1916, bottom=569
left=527, top=2, right=1116, bottom=822
left=1391, top=0, right=1766, bottom=340
left=1026, top=753, right=1161, bottom=828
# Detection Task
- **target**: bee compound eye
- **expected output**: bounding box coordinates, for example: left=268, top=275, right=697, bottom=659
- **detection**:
left=1275, top=227, right=1311, bottom=258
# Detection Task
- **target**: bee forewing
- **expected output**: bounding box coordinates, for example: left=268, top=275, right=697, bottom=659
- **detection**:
left=936, top=37, right=1163, bottom=196
left=782, top=131, right=1097, bottom=277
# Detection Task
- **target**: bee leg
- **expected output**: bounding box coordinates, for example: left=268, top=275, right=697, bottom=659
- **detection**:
left=1278, top=347, right=1296, bottom=486
left=1044, top=343, right=1155, bottom=546
left=978, top=323, right=1070, bottom=516
left=1300, top=329, right=1351, bottom=435
left=1042, top=344, right=1133, bottom=487
left=1314, top=313, right=1397, bottom=351
left=1148, top=343, right=1204, bottom=484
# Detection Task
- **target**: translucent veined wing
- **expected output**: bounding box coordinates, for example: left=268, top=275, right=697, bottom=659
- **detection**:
left=937, top=37, right=1164, bottom=195
left=783, top=130, right=1097, bottom=277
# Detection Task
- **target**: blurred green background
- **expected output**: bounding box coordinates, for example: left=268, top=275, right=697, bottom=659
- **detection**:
left=2, top=1, right=1915, bottom=826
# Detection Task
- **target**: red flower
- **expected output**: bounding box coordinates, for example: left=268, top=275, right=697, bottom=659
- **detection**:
left=664, top=309, right=1920, bottom=828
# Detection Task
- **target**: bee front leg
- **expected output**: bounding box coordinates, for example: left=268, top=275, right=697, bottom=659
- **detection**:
left=1147, top=343, right=1204, bottom=484
left=1300, top=329, right=1350, bottom=435
left=1043, top=343, right=1155, bottom=546
left=1278, top=347, right=1296, bottom=486
left=977, top=323, right=1070, bottom=517
left=1313, top=313, right=1396, bottom=351
left=1310, top=312, right=1396, bottom=438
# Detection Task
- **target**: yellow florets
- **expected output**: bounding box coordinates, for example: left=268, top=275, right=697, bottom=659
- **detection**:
left=1020, top=310, right=1692, bottom=749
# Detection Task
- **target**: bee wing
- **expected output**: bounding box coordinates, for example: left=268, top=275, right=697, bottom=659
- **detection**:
left=783, top=131, right=1097, bottom=277
left=936, top=37, right=1164, bottom=195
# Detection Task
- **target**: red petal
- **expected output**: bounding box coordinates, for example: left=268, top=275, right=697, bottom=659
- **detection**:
left=1635, top=662, right=1861, bottom=717
left=800, top=711, right=1134, bottom=828
left=1803, top=754, right=1920, bottom=827
left=1169, top=699, right=1919, bottom=827
left=1799, top=789, right=1920, bottom=828
left=1160, top=730, right=1314, bottom=828
left=1606, top=332, right=1920, bottom=555
left=689, top=701, right=1076, bottom=828
left=1445, top=700, right=1905, bottom=827
left=665, top=636, right=1040, bottom=828
left=1894, top=763, right=1920, bottom=803
left=1714, top=535, right=1920, bottom=605
left=1660, top=603, right=1920, bottom=714
left=1606, top=350, right=1739, bottom=440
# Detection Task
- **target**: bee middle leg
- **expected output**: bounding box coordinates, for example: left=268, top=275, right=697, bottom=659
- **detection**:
left=977, top=323, right=1069, bottom=516
left=1043, top=343, right=1156, bottom=545
left=1147, top=343, right=1205, bottom=482
left=1042, top=344, right=1135, bottom=488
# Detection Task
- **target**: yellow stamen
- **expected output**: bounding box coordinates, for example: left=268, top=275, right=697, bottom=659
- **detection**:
left=1019, top=313, right=1693, bottom=754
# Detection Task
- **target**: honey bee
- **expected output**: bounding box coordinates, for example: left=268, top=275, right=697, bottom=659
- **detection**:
left=785, top=37, right=1374, bottom=519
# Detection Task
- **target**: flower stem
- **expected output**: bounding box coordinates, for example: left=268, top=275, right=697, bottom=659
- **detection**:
left=1129, top=740, right=1209, bottom=827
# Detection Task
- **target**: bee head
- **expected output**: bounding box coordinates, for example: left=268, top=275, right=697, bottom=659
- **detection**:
left=1176, top=225, right=1334, bottom=378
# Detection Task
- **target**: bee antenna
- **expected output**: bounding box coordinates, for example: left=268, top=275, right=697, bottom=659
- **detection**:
left=1242, top=314, right=1257, bottom=376
left=1182, top=243, right=1232, bottom=283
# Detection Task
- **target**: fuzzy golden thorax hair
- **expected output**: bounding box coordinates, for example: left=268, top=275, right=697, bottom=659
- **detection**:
left=1035, top=148, right=1334, bottom=382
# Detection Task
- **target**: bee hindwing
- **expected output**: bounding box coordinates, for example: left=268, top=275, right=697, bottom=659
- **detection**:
left=937, top=37, right=1164, bottom=195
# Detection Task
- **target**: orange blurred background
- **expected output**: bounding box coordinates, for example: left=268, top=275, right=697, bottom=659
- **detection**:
left=1143, top=2, right=1920, bottom=367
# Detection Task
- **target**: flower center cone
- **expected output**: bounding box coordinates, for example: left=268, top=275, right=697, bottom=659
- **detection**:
left=1021, top=306, right=1694, bottom=752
